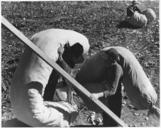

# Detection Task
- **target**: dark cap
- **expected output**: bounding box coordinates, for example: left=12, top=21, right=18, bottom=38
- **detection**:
left=106, top=48, right=120, bottom=62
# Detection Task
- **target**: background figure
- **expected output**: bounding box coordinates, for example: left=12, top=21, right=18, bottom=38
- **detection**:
left=142, top=8, right=156, bottom=25
left=117, top=0, right=147, bottom=29
left=126, top=0, right=146, bottom=17
left=117, top=0, right=156, bottom=29
left=125, top=11, right=147, bottom=28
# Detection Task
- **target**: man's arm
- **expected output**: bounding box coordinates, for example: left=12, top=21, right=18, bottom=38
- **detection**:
left=91, top=62, right=123, bottom=99
left=103, top=62, right=123, bottom=98
left=58, top=57, right=72, bottom=74
left=57, top=44, right=72, bottom=75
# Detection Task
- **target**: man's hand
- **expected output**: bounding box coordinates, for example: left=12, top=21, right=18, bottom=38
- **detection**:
left=58, top=44, right=64, bottom=61
left=90, top=92, right=104, bottom=100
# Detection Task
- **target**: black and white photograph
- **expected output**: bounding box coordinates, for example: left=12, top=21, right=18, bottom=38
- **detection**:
left=1, top=0, right=160, bottom=127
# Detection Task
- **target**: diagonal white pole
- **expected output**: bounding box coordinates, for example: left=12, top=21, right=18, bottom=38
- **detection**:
left=1, top=16, right=127, bottom=127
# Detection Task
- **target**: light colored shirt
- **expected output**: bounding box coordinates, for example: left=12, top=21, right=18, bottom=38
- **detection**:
left=10, top=29, right=89, bottom=127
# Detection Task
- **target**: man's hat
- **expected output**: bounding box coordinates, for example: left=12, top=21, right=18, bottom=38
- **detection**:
left=132, top=0, right=140, bottom=5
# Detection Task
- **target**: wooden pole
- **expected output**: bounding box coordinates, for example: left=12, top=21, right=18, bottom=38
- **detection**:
left=1, top=16, right=127, bottom=127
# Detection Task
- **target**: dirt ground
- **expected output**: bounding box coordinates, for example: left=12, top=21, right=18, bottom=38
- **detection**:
left=2, top=1, right=160, bottom=127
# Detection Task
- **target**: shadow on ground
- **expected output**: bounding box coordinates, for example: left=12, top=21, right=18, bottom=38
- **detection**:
left=3, top=118, right=29, bottom=127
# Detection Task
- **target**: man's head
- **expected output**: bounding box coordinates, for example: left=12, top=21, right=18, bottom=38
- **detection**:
left=62, top=42, right=85, bottom=68
left=132, top=0, right=140, bottom=5
left=105, top=48, right=120, bottom=64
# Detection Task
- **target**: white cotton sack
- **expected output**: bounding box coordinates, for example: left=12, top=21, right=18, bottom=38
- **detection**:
left=142, top=8, right=156, bottom=24
left=103, top=46, right=158, bottom=110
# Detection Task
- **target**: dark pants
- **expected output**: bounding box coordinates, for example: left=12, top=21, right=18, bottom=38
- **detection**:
left=102, top=82, right=122, bottom=127
left=43, top=69, right=59, bottom=101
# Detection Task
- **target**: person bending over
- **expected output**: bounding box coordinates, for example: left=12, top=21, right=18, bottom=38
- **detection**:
left=10, top=29, right=90, bottom=127
left=127, top=0, right=146, bottom=17
left=76, top=46, right=158, bottom=126
left=75, top=48, right=123, bottom=126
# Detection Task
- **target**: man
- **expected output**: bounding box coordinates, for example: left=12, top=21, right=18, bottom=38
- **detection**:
left=76, top=46, right=158, bottom=126
left=75, top=48, right=123, bottom=126
left=10, top=29, right=90, bottom=127
left=126, top=1, right=156, bottom=28
left=117, top=0, right=147, bottom=29
left=118, top=1, right=156, bottom=29
left=126, top=1, right=147, bottom=28
left=127, top=0, right=146, bottom=17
